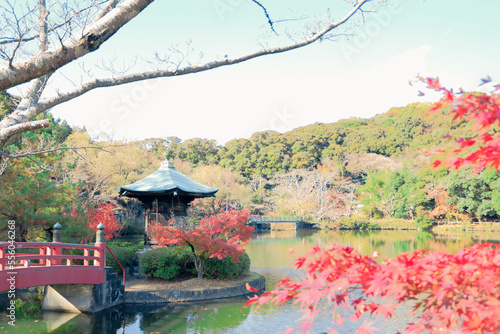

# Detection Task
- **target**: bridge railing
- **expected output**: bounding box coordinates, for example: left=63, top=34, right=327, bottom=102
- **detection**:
left=0, top=242, right=106, bottom=271
left=0, top=223, right=110, bottom=292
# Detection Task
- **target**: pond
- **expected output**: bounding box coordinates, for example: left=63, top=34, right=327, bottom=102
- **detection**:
left=3, top=229, right=499, bottom=334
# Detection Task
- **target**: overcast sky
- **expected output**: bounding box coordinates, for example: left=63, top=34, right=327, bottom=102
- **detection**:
left=48, top=0, right=500, bottom=145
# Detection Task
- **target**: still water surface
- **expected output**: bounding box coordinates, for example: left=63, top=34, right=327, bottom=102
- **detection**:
left=5, top=229, right=499, bottom=334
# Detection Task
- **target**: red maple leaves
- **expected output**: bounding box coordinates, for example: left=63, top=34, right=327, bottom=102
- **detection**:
left=65, top=203, right=122, bottom=243
left=246, top=243, right=500, bottom=333
left=151, top=209, right=253, bottom=279
left=86, top=203, right=122, bottom=241
left=419, top=76, right=500, bottom=171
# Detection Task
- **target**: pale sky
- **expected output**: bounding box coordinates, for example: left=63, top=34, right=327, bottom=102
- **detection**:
left=47, top=0, right=500, bottom=145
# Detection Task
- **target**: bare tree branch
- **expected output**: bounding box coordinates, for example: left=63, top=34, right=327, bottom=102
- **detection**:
left=0, top=0, right=368, bottom=92
left=93, top=0, right=121, bottom=23
left=250, top=0, right=277, bottom=35
left=34, top=0, right=369, bottom=113
left=0, top=119, right=49, bottom=141
left=0, top=2, right=53, bottom=147
left=0, top=1, right=114, bottom=48
left=0, top=14, right=74, bottom=46
left=0, top=0, right=374, bottom=152
left=0, top=0, right=155, bottom=91
left=0, top=156, right=12, bottom=175
left=0, top=133, right=124, bottom=176
left=38, top=0, right=49, bottom=53
left=0, top=74, right=51, bottom=144
left=0, top=144, right=113, bottom=159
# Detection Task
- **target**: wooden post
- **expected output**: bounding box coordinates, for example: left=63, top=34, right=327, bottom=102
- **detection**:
left=52, top=223, right=62, bottom=265
left=96, top=223, right=105, bottom=244
left=94, top=223, right=106, bottom=268
left=52, top=222, right=62, bottom=242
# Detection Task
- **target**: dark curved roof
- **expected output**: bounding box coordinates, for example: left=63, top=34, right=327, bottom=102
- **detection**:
left=118, top=161, right=218, bottom=199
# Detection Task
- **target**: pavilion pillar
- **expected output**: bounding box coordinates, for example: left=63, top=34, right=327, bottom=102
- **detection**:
left=144, top=207, right=149, bottom=245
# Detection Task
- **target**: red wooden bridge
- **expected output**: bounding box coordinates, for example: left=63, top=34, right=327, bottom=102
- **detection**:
left=0, top=224, right=126, bottom=313
left=0, top=241, right=108, bottom=292
left=0, top=223, right=125, bottom=293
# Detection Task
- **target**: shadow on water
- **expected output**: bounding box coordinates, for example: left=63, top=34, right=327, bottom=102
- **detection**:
left=0, top=306, right=124, bottom=334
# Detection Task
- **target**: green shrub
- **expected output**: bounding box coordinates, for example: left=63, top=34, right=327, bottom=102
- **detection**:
left=416, top=214, right=433, bottom=230
left=115, top=241, right=132, bottom=247
left=106, top=244, right=136, bottom=275
left=139, top=247, right=194, bottom=280
left=154, top=262, right=181, bottom=280
left=139, top=247, right=251, bottom=280
left=203, top=252, right=251, bottom=279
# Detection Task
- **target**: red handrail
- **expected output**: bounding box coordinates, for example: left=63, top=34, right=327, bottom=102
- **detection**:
left=63, top=247, right=82, bottom=266
left=0, top=242, right=107, bottom=291
left=105, top=244, right=125, bottom=286
left=0, top=242, right=104, bottom=269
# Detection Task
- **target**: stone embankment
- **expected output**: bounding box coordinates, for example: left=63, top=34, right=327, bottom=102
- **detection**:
left=125, top=272, right=265, bottom=304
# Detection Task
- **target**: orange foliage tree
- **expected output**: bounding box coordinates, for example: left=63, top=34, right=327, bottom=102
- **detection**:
left=151, top=209, right=253, bottom=279
left=86, top=203, right=122, bottom=242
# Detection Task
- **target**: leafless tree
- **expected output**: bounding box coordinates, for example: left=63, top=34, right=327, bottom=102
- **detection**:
left=272, top=169, right=359, bottom=222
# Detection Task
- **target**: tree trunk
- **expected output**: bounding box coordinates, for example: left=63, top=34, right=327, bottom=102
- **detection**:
left=195, top=257, right=204, bottom=280
left=188, top=242, right=204, bottom=280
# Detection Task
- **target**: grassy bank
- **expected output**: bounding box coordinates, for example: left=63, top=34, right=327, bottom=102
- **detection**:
left=432, top=222, right=500, bottom=232
left=318, top=217, right=500, bottom=233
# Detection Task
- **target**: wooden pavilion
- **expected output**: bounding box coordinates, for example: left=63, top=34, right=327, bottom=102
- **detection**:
left=118, top=160, right=218, bottom=244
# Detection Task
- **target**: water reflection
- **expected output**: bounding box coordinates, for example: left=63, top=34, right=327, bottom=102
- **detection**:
left=121, top=299, right=250, bottom=334
left=4, top=229, right=500, bottom=334
left=1, top=307, right=124, bottom=334
left=5, top=299, right=251, bottom=334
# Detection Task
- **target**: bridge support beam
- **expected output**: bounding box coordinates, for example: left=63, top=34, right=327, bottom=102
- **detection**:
left=42, top=267, right=124, bottom=313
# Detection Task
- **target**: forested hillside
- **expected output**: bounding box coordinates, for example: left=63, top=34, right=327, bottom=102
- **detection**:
left=159, top=102, right=471, bottom=178
left=1, top=97, right=496, bottom=241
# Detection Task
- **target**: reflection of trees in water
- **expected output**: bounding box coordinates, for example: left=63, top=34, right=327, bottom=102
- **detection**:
left=415, top=231, right=433, bottom=244
left=371, top=239, right=386, bottom=249
left=38, top=300, right=251, bottom=334
left=428, top=231, right=500, bottom=254
left=134, top=298, right=250, bottom=333
left=249, top=230, right=442, bottom=266
left=91, top=306, right=124, bottom=334
left=256, top=229, right=500, bottom=259
left=349, top=229, right=372, bottom=238
left=40, top=306, right=125, bottom=334
left=394, top=240, right=412, bottom=254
